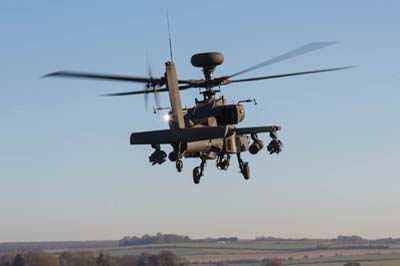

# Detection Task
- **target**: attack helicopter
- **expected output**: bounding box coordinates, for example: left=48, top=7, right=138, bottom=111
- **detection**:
left=44, top=42, right=353, bottom=184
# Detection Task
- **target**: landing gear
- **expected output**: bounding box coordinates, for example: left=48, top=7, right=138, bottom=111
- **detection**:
left=216, top=154, right=230, bottom=170
left=193, top=167, right=201, bottom=184
left=237, top=153, right=250, bottom=180
left=242, top=162, right=250, bottom=180
left=193, top=159, right=206, bottom=184
left=176, top=160, right=183, bottom=172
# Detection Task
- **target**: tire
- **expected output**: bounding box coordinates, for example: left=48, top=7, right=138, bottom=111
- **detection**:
left=176, top=160, right=183, bottom=172
left=193, top=167, right=201, bottom=184
left=243, top=162, right=250, bottom=180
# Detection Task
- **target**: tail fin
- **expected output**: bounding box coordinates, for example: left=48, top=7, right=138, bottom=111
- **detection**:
left=164, top=14, right=184, bottom=129
left=165, top=61, right=185, bottom=129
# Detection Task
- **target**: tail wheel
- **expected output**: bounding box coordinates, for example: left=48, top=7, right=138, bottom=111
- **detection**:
left=193, top=167, right=201, bottom=184
left=176, top=160, right=183, bottom=172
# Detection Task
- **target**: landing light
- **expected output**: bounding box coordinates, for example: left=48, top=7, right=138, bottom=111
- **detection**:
left=163, top=114, right=171, bottom=121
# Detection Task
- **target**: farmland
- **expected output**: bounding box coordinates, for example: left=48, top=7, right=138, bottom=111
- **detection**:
left=98, top=243, right=400, bottom=265
left=3, top=236, right=400, bottom=266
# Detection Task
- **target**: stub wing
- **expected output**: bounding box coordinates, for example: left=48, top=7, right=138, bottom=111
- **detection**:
left=130, top=126, right=229, bottom=145
left=130, top=125, right=280, bottom=145
left=233, top=126, right=281, bottom=135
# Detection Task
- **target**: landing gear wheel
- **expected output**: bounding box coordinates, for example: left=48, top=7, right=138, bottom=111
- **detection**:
left=236, top=153, right=250, bottom=180
left=176, top=160, right=183, bottom=172
left=242, top=162, right=250, bottom=180
left=193, top=167, right=201, bottom=184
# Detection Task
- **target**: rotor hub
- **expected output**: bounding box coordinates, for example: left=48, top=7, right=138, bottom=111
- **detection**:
left=191, top=52, right=224, bottom=82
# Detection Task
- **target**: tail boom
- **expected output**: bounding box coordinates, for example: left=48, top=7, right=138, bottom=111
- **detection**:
left=165, top=61, right=185, bottom=129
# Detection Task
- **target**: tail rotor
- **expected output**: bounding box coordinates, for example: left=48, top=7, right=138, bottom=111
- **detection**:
left=144, top=54, right=161, bottom=111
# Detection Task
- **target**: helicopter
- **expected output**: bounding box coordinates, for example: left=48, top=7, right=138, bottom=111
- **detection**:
left=44, top=42, right=353, bottom=184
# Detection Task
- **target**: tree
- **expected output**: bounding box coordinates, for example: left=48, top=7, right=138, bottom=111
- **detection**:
left=96, top=252, right=116, bottom=266
left=0, top=254, right=14, bottom=266
left=12, top=255, right=24, bottom=266
left=158, top=250, right=181, bottom=266
left=344, top=263, right=361, bottom=266
left=59, top=252, right=96, bottom=266
left=23, top=252, right=58, bottom=266
left=261, top=259, right=283, bottom=266
left=59, top=252, right=73, bottom=266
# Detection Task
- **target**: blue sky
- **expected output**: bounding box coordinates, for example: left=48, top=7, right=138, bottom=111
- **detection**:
left=1, top=0, right=399, bottom=242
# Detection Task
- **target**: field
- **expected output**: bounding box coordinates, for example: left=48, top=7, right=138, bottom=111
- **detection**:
left=3, top=238, right=400, bottom=266
left=43, top=239, right=400, bottom=266
left=102, top=246, right=400, bottom=265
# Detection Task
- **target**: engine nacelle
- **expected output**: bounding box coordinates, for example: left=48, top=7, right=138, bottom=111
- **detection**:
left=249, top=139, right=264, bottom=155
left=168, top=151, right=179, bottom=162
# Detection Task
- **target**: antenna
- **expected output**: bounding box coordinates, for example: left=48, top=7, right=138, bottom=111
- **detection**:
left=166, top=12, right=173, bottom=62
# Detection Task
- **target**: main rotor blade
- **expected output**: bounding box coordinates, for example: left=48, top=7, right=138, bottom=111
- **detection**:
left=101, top=85, right=192, bottom=97
left=226, top=42, right=337, bottom=78
left=103, top=88, right=169, bottom=96
left=229, top=66, right=356, bottom=84
left=44, top=70, right=190, bottom=85
left=154, top=88, right=161, bottom=108
left=43, top=71, right=152, bottom=83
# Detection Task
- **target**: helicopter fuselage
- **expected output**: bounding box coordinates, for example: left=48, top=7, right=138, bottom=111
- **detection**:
left=181, top=97, right=245, bottom=128
left=167, top=97, right=250, bottom=160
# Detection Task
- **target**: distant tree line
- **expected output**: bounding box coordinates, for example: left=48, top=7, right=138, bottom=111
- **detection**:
left=190, top=237, right=238, bottom=244
left=119, top=233, right=191, bottom=246
left=255, top=235, right=400, bottom=245
left=335, top=235, right=365, bottom=242
left=119, top=233, right=238, bottom=247
left=0, top=250, right=189, bottom=266
left=0, top=241, right=118, bottom=255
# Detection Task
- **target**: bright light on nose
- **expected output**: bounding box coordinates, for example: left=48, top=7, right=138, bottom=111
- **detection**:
left=163, top=114, right=171, bottom=121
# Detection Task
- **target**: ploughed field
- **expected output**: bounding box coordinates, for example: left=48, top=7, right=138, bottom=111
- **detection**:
left=66, top=240, right=400, bottom=266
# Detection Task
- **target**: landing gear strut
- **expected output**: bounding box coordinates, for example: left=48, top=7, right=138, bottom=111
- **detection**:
left=193, top=159, right=206, bottom=184
left=237, top=153, right=250, bottom=180
left=169, top=146, right=184, bottom=173
left=216, top=154, right=231, bottom=171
